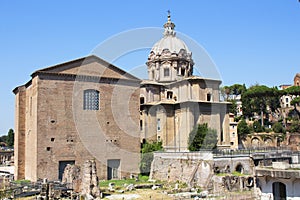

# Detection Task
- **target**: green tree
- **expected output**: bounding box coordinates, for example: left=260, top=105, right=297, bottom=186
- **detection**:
left=237, top=119, right=250, bottom=140
left=272, top=122, right=285, bottom=133
left=0, top=135, right=7, bottom=144
left=188, top=123, right=218, bottom=151
left=242, top=85, right=280, bottom=126
left=228, top=99, right=238, bottom=115
left=252, top=120, right=264, bottom=133
left=140, top=141, right=163, bottom=175
left=289, top=119, right=300, bottom=133
left=222, top=84, right=247, bottom=101
left=6, top=129, right=14, bottom=147
left=281, top=86, right=300, bottom=96
left=291, top=97, right=300, bottom=107
left=230, top=84, right=247, bottom=95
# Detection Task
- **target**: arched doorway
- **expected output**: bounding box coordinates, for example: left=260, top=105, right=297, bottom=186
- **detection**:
left=272, top=182, right=286, bottom=200
left=251, top=137, right=260, bottom=148
left=235, top=164, right=244, bottom=174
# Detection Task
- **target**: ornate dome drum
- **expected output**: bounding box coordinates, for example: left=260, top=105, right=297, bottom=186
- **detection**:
left=147, top=12, right=194, bottom=82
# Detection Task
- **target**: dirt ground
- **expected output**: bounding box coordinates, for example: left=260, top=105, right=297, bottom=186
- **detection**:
left=17, top=189, right=255, bottom=200
left=103, top=189, right=174, bottom=200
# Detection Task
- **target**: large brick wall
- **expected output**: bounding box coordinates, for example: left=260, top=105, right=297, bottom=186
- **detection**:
left=14, top=56, right=141, bottom=181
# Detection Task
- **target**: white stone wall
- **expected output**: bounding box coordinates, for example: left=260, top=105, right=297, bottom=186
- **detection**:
left=257, top=177, right=300, bottom=200
left=150, top=152, right=214, bottom=187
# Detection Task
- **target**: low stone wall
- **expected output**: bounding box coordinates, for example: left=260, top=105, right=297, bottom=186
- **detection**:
left=150, top=152, right=214, bottom=188
left=213, top=156, right=254, bottom=175
left=62, top=160, right=100, bottom=198
left=211, top=175, right=254, bottom=193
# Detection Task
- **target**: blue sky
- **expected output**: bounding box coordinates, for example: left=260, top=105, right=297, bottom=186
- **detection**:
left=1, top=0, right=300, bottom=135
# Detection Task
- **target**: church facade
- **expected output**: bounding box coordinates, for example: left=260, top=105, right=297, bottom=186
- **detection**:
left=140, top=14, right=231, bottom=151
left=13, top=14, right=232, bottom=181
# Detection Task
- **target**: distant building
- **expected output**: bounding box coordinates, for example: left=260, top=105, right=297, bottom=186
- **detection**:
left=229, top=113, right=238, bottom=149
left=294, top=73, right=300, bottom=86
left=228, top=94, right=243, bottom=116
left=279, top=74, right=300, bottom=121
left=279, top=85, right=293, bottom=109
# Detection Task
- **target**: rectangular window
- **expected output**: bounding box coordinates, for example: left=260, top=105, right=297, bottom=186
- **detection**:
left=207, top=94, right=212, bottom=102
left=30, top=96, right=33, bottom=116
left=164, top=68, right=170, bottom=77
left=157, top=118, right=161, bottom=131
left=107, top=159, right=120, bottom=180
left=140, top=120, right=143, bottom=131
left=84, top=89, right=99, bottom=110
left=167, top=91, right=173, bottom=100
left=286, top=97, right=289, bottom=103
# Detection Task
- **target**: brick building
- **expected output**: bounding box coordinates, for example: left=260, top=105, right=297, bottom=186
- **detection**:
left=13, top=56, right=141, bottom=181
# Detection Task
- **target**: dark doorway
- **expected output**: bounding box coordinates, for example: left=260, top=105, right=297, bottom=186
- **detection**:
left=235, top=164, right=244, bottom=174
left=273, top=182, right=286, bottom=200
left=107, top=159, right=120, bottom=180
left=58, top=160, right=75, bottom=180
left=140, top=97, right=145, bottom=105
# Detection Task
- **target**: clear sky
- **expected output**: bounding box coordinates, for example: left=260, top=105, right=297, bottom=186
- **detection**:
left=1, top=0, right=300, bottom=135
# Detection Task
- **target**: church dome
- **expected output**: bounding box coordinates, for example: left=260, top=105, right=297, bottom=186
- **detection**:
left=150, top=13, right=190, bottom=55
left=146, top=12, right=194, bottom=82
left=151, top=36, right=189, bottom=55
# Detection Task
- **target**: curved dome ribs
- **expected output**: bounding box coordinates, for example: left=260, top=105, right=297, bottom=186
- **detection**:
left=146, top=12, right=194, bottom=82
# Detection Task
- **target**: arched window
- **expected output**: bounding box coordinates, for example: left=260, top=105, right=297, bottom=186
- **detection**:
left=83, top=89, right=99, bottom=110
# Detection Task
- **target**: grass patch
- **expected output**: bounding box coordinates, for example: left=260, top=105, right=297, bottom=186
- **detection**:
left=231, top=171, right=245, bottom=176
left=12, top=180, right=31, bottom=185
left=99, top=175, right=150, bottom=188
left=215, top=171, right=247, bottom=177
left=216, top=173, right=229, bottom=176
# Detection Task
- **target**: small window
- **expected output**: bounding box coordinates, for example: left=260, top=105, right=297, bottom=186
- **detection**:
left=140, top=120, right=143, bottom=131
left=181, top=68, right=185, bottom=76
left=140, top=97, right=145, bottom=104
left=167, top=91, right=173, bottom=100
left=51, top=138, right=55, bottom=142
left=207, top=93, right=212, bottom=102
left=286, top=97, right=289, bottom=103
left=46, top=147, right=51, bottom=151
left=157, top=118, right=161, bottom=131
left=230, top=142, right=234, bottom=145
left=151, top=70, right=155, bottom=80
left=157, top=136, right=161, bottom=141
left=164, top=68, right=170, bottom=77
left=83, top=89, right=99, bottom=110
